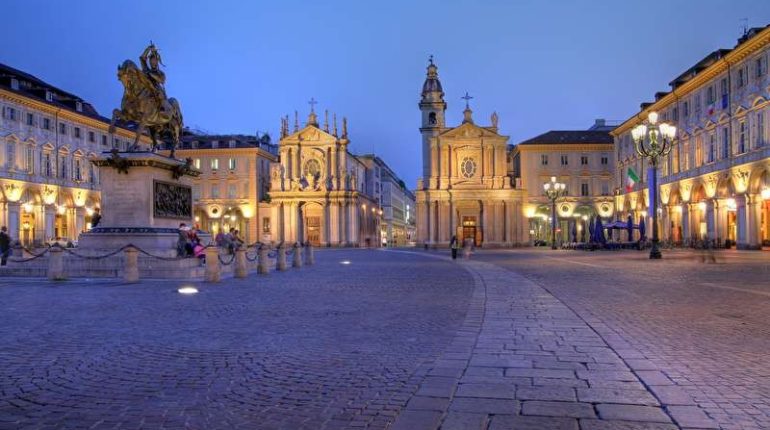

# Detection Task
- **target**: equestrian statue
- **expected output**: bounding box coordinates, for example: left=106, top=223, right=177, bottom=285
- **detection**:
left=110, top=43, right=184, bottom=157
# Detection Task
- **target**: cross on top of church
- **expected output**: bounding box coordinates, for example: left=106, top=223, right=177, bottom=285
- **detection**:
left=428, top=55, right=434, bottom=66
left=461, top=92, right=473, bottom=109
left=308, top=97, right=318, bottom=113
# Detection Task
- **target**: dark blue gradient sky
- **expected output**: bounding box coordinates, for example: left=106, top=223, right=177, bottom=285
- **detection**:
left=2, top=0, right=770, bottom=186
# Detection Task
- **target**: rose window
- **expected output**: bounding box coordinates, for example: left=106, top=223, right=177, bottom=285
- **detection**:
left=460, top=157, right=477, bottom=178
left=303, top=159, right=321, bottom=179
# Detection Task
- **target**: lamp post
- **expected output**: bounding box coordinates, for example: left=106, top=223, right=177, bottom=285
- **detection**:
left=543, top=176, right=567, bottom=250
left=631, top=111, right=676, bottom=259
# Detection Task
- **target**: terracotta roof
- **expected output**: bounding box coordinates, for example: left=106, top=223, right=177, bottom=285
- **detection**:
left=177, top=133, right=278, bottom=154
left=518, top=130, right=614, bottom=145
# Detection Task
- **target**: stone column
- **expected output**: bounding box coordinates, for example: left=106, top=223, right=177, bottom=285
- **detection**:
left=329, top=202, right=339, bottom=245
left=123, top=247, right=139, bottom=283
left=6, top=202, right=20, bottom=245
left=204, top=246, right=221, bottom=283
left=736, top=194, right=748, bottom=248
left=44, top=205, right=55, bottom=243
left=746, top=193, right=762, bottom=249
left=74, top=207, right=86, bottom=239
left=438, top=201, right=448, bottom=244
left=705, top=200, right=716, bottom=241
left=681, top=203, right=690, bottom=244
left=235, top=248, right=247, bottom=278
left=481, top=202, right=489, bottom=246
left=449, top=201, right=457, bottom=242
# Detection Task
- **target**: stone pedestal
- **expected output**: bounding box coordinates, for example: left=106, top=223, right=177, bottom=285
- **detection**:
left=78, top=151, right=201, bottom=256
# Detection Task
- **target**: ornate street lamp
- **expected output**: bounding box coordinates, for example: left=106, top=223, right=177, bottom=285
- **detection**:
left=543, top=176, right=567, bottom=250
left=631, top=111, right=676, bottom=259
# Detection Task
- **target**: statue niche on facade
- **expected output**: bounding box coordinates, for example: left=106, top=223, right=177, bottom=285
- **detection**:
left=109, top=42, right=184, bottom=157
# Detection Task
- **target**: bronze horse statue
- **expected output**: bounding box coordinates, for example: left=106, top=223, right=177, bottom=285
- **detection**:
left=109, top=60, right=183, bottom=157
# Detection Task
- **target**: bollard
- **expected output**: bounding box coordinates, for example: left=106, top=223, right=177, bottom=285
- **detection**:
left=205, top=246, right=221, bottom=283
left=123, top=247, right=139, bottom=283
left=304, top=242, right=315, bottom=265
left=276, top=243, right=287, bottom=271
left=47, top=247, right=65, bottom=280
left=292, top=242, right=302, bottom=268
left=257, top=245, right=270, bottom=274
left=235, top=248, right=247, bottom=278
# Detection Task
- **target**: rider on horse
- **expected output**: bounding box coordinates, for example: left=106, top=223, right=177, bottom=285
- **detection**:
left=139, top=43, right=172, bottom=121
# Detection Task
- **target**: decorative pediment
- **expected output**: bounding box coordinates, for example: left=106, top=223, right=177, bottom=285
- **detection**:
left=752, top=95, right=767, bottom=107
left=440, top=122, right=502, bottom=140
left=283, top=125, right=337, bottom=145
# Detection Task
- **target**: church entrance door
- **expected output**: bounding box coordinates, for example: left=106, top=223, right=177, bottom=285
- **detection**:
left=461, top=216, right=477, bottom=246
left=306, top=216, right=321, bottom=246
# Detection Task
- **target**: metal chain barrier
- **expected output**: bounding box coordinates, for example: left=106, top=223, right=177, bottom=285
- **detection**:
left=218, top=252, right=236, bottom=265
left=58, top=244, right=134, bottom=260
left=8, top=247, right=51, bottom=263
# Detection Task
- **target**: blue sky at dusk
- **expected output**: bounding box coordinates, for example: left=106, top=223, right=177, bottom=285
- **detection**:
left=2, top=0, right=770, bottom=187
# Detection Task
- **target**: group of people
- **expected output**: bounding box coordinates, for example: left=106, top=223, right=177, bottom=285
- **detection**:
left=214, top=228, right=245, bottom=254
left=449, top=235, right=474, bottom=260
left=177, top=223, right=205, bottom=261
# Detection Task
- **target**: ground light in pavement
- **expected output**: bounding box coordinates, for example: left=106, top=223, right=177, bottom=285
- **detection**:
left=177, top=286, right=199, bottom=294
left=340, top=260, right=351, bottom=265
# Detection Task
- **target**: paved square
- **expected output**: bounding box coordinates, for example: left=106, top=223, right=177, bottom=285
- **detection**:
left=1, top=248, right=768, bottom=429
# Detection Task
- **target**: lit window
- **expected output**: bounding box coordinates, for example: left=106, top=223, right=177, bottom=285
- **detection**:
left=211, top=158, right=219, bottom=170
left=228, top=158, right=236, bottom=170
left=193, top=158, right=201, bottom=169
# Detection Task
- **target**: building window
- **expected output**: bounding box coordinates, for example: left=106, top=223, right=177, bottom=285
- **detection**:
left=672, top=107, right=679, bottom=121
left=540, top=154, right=548, bottom=165
left=88, top=131, right=95, bottom=143
left=74, top=127, right=81, bottom=139
left=460, top=157, right=477, bottom=178
left=581, top=183, right=589, bottom=196
left=706, top=86, right=715, bottom=104
left=193, top=158, right=201, bottom=169
left=211, top=184, right=220, bottom=198
left=42, top=118, right=51, bottom=130
left=683, top=101, right=689, bottom=117
left=738, top=121, right=746, bottom=153
left=75, top=158, right=82, bottom=181
left=59, top=157, right=68, bottom=179
left=25, top=145, right=34, bottom=173
left=262, top=217, right=271, bottom=233
left=738, top=68, right=745, bottom=88
left=44, top=152, right=52, bottom=177
left=580, top=156, right=588, bottom=165
left=672, top=146, right=679, bottom=174
left=428, top=112, right=437, bottom=125
left=708, top=133, right=716, bottom=163
left=722, top=127, right=730, bottom=158
left=600, top=155, right=609, bottom=165
left=59, top=123, right=66, bottom=134
left=6, top=141, right=15, bottom=169
left=695, top=136, right=703, bottom=166
left=89, top=164, right=95, bottom=183
left=227, top=184, right=237, bottom=198
left=4, top=107, right=17, bottom=121
left=756, top=58, right=764, bottom=78
left=101, top=135, right=107, bottom=146
left=694, top=94, right=701, bottom=115
left=757, top=111, right=765, bottom=148
left=26, top=113, right=34, bottom=126
left=228, top=158, right=236, bottom=170
left=560, top=155, right=568, bottom=166
left=211, top=158, right=219, bottom=170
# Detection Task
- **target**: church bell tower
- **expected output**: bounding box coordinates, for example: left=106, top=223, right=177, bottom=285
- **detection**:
left=419, top=56, right=446, bottom=186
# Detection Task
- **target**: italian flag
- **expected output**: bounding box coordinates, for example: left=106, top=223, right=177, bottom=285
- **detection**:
left=626, top=168, right=639, bottom=192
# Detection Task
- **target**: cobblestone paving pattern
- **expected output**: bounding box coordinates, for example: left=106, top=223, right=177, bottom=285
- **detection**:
left=389, top=251, right=688, bottom=430
left=477, top=248, right=770, bottom=430
left=0, top=250, right=473, bottom=430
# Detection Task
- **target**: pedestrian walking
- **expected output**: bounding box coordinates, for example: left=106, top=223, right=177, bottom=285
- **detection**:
left=463, top=237, right=472, bottom=259
left=450, top=235, right=459, bottom=260
left=0, top=226, right=11, bottom=266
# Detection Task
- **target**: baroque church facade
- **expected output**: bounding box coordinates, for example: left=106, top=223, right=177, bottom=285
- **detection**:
left=267, top=108, right=381, bottom=247
left=416, top=59, right=529, bottom=247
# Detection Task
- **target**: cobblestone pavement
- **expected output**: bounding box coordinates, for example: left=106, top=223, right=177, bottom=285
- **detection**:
left=0, top=250, right=473, bottom=429
left=2, top=248, right=763, bottom=429
left=474, top=248, right=770, bottom=430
